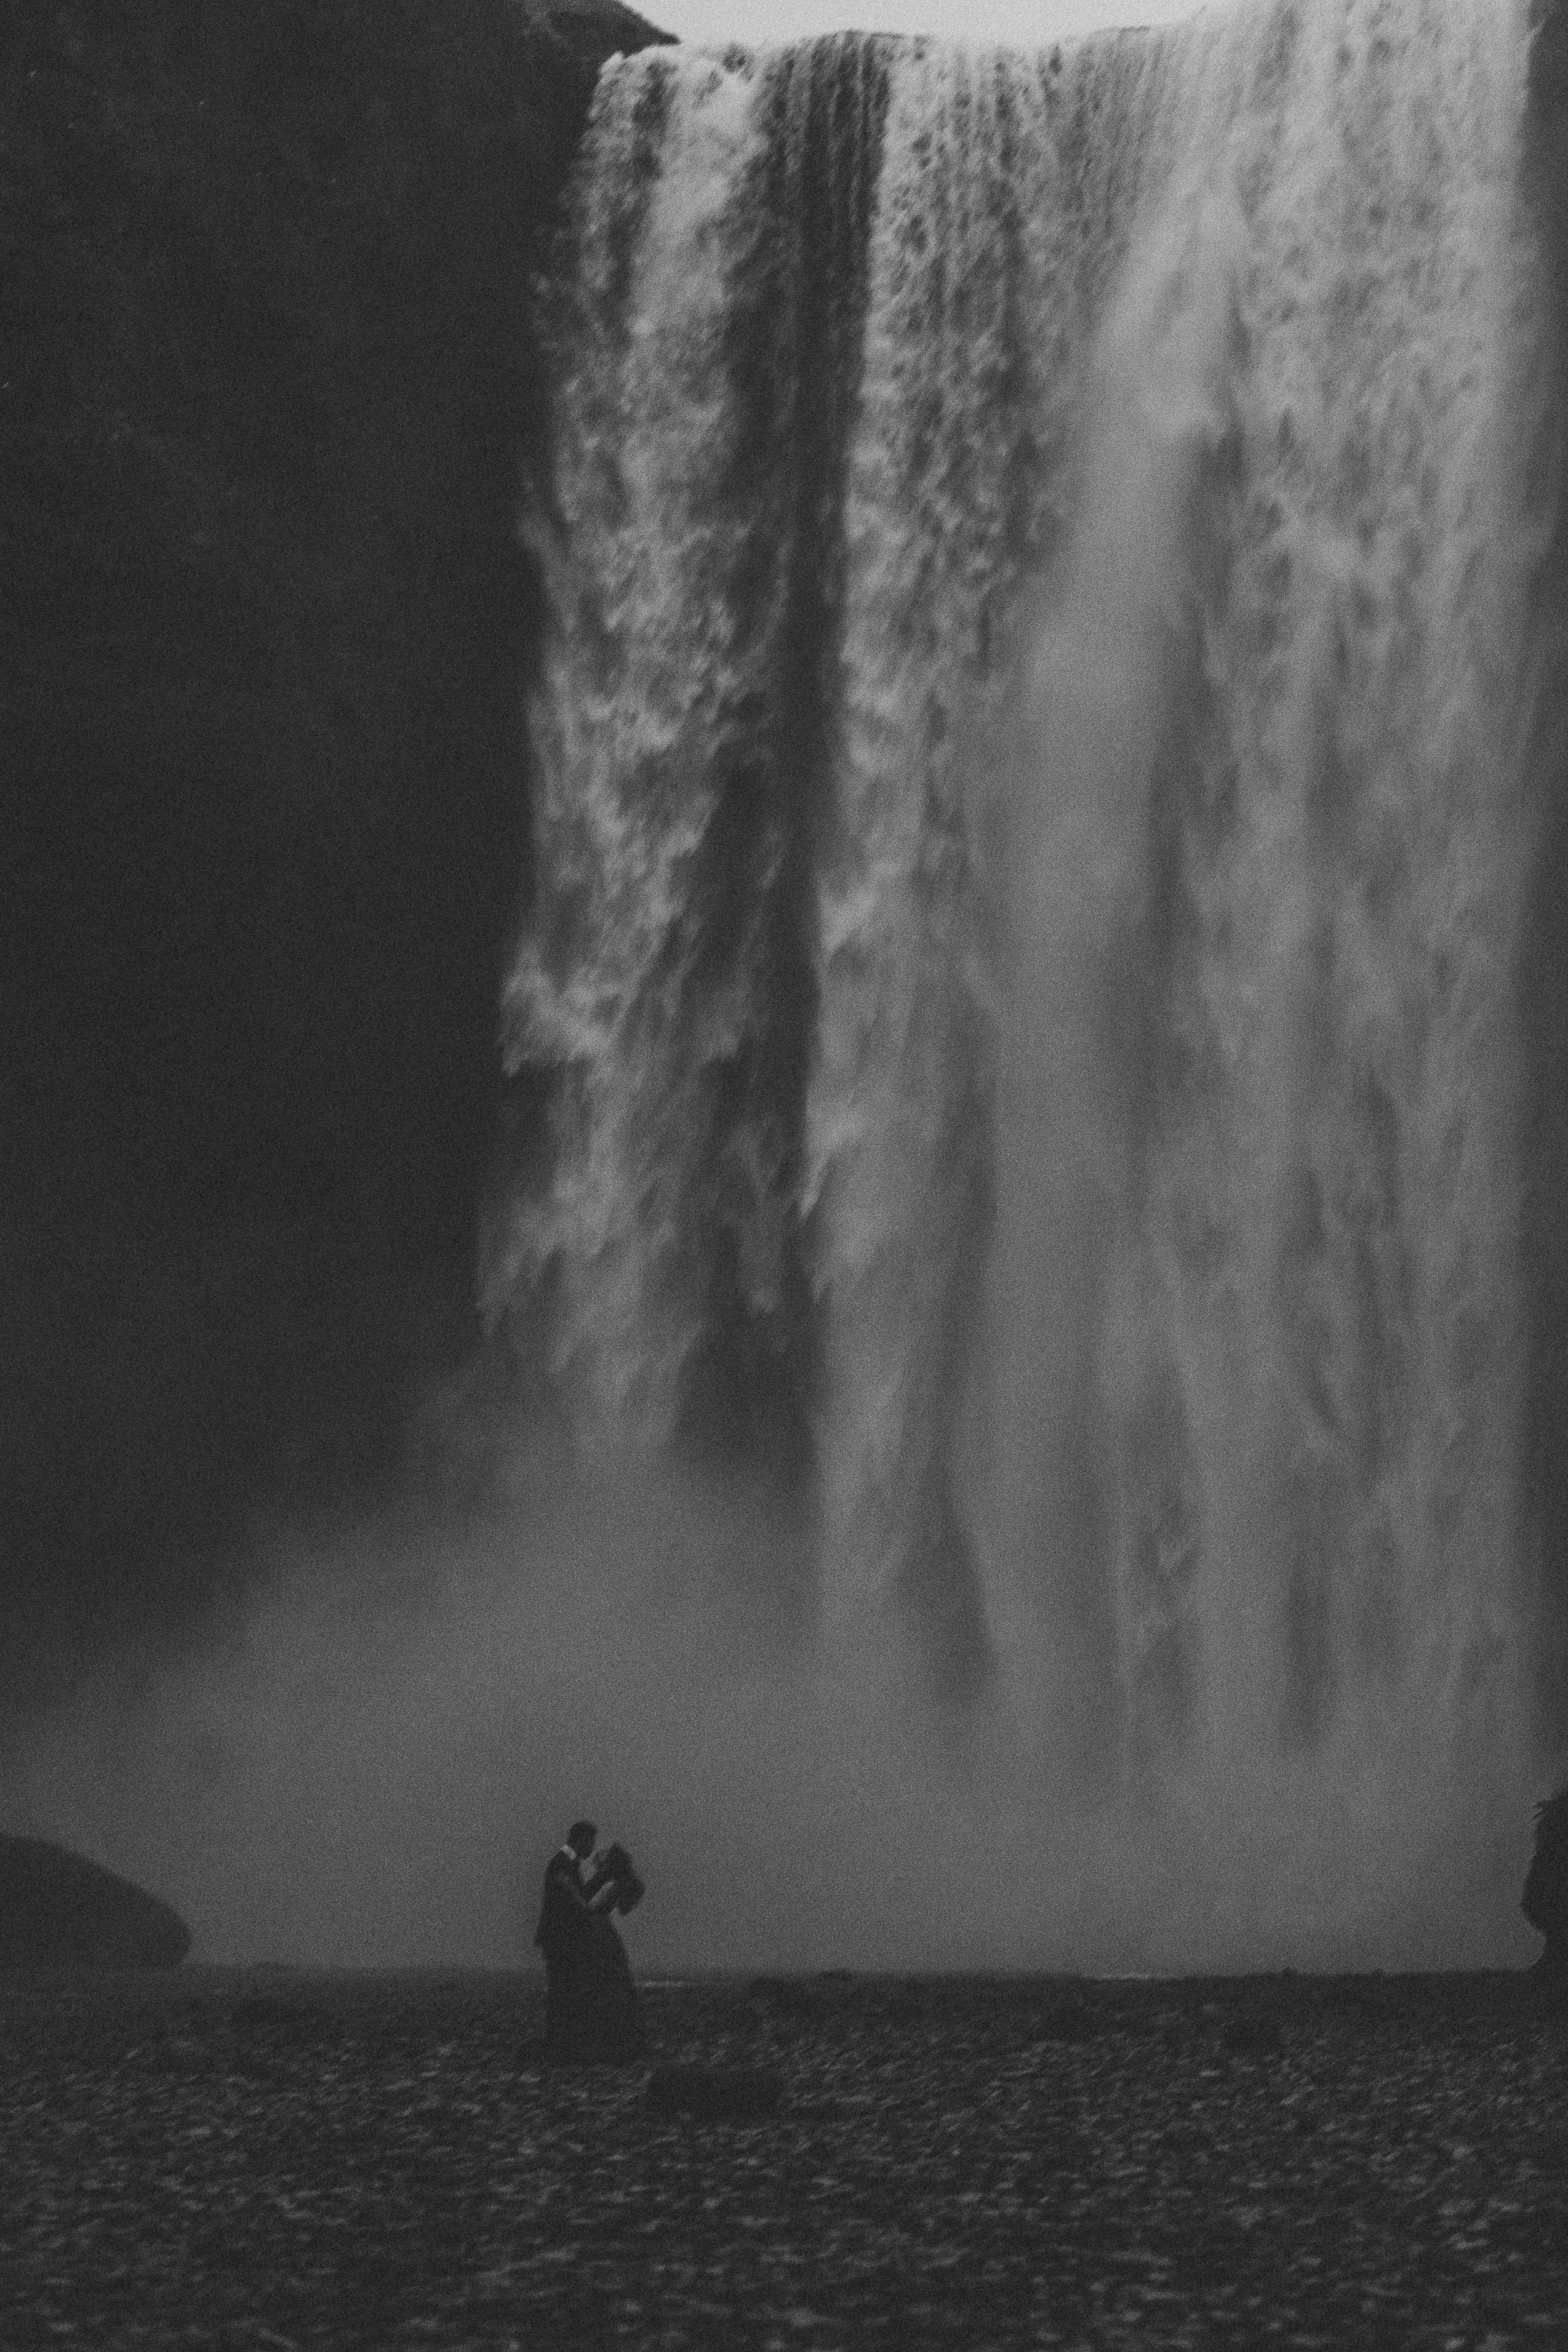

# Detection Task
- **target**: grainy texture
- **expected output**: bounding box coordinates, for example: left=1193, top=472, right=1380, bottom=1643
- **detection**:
left=0, top=1836, right=190, bottom=1967
left=0, top=1969, right=1563, bottom=2348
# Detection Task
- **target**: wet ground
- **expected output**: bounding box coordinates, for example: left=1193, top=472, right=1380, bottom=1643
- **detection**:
left=0, top=1966, right=1564, bottom=2348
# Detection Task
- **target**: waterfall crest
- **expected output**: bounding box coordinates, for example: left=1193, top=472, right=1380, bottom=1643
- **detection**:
left=486, top=0, right=1561, bottom=1957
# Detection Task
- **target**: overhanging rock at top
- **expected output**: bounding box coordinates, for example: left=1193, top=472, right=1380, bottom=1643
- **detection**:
left=525, top=0, right=677, bottom=66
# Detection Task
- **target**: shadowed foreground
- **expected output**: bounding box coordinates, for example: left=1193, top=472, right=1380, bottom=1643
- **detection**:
left=0, top=1969, right=1563, bottom=2347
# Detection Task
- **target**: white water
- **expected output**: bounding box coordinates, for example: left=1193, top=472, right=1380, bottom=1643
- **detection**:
left=489, top=0, right=1559, bottom=1963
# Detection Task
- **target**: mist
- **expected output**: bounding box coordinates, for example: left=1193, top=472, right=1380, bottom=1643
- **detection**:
left=980, top=183, right=1246, bottom=1760
left=0, top=1441, right=1537, bottom=1975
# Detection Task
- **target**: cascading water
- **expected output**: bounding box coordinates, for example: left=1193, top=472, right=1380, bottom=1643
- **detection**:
left=487, top=0, right=1565, bottom=1962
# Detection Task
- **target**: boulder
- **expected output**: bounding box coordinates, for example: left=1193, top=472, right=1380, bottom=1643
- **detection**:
left=1523, top=1786, right=1568, bottom=1947
left=647, top=2065, right=785, bottom=2122
left=1524, top=1787, right=1568, bottom=2002
left=0, top=1835, right=191, bottom=1968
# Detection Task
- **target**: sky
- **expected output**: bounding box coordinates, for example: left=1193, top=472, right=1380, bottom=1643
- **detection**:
left=648, top=0, right=1203, bottom=45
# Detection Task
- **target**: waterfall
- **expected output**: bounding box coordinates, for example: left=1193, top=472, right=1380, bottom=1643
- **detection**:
left=487, top=0, right=1563, bottom=1956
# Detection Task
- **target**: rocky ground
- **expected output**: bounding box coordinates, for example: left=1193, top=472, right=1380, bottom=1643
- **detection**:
left=0, top=1968, right=1564, bottom=2348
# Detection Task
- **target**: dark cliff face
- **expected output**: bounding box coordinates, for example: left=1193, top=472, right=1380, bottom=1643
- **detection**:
left=0, top=0, right=671, bottom=1685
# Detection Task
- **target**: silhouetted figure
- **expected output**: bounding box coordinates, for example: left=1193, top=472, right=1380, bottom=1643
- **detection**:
left=534, top=1820, right=644, bottom=2061
left=1523, top=1784, right=1568, bottom=1998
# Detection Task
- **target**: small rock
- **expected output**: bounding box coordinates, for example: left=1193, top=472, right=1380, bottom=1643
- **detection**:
left=748, top=1975, right=823, bottom=2016
left=647, top=2064, right=785, bottom=2121
left=228, top=1994, right=335, bottom=2042
left=1032, top=2004, right=1098, bottom=2045
left=1224, top=2011, right=1286, bottom=2057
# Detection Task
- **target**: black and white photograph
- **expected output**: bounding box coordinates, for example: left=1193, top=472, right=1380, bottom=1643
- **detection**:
left=3, top=0, right=1567, bottom=2340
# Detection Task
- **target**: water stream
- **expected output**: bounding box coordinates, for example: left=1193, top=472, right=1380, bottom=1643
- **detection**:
left=485, top=0, right=1563, bottom=1956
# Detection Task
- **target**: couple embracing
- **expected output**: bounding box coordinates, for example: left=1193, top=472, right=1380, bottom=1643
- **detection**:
left=534, top=1819, right=645, bottom=2061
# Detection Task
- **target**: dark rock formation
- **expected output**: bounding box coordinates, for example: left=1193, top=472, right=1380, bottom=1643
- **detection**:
left=0, top=1835, right=191, bottom=1968
left=0, top=0, right=670, bottom=1687
left=1523, top=1785, right=1568, bottom=1991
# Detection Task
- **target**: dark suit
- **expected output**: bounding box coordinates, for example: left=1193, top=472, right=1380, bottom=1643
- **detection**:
left=534, top=1846, right=591, bottom=1967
